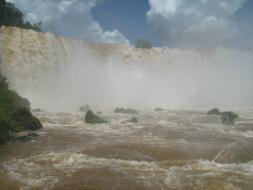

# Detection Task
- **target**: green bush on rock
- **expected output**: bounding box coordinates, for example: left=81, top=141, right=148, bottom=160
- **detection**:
left=85, top=110, right=107, bottom=124
left=12, top=108, right=43, bottom=130
left=129, top=117, right=138, bottom=123
left=0, top=74, right=42, bottom=144
left=135, top=38, right=152, bottom=49
left=207, top=108, right=238, bottom=125
left=221, top=111, right=238, bottom=125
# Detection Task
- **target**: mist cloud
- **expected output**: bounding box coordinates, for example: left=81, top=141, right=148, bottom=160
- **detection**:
left=18, top=47, right=253, bottom=111
left=7, top=0, right=129, bottom=44
left=147, top=0, right=250, bottom=48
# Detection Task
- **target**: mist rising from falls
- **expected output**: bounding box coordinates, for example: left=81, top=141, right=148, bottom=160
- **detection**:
left=0, top=27, right=253, bottom=111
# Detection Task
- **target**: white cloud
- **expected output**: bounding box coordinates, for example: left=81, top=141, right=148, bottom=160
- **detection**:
left=7, top=0, right=129, bottom=44
left=147, top=0, right=248, bottom=48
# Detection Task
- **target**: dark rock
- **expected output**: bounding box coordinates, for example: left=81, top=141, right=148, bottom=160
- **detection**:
left=19, top=97, right=31, bottom=111
left=12, top=108, right=43, bottom=130
left=13, top=131, right=39, bottom=143
left=0, top=125, right=10, bottom=144
left=155, top=108, right=165, bottom=111
left=129, top=117, right=138, bottom=123
left=32, top=108, right=44, bottom=112
left=28, top=132, right=39, bottom=137
left=114, top=108, right=138, bottom=114
left=221, top=111, right=238, bottom=125
left=14, top=135, right=31, bottom=142
left=80, top=105, right=90, bottom=112
left=207, top=108, right=221, bottom=115
left=114, top=108, right=124, bottom=113
left=85, top=110, right=107, bottom=124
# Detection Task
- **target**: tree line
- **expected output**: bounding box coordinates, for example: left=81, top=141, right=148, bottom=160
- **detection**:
left=0, top=0, right=41, bottom=31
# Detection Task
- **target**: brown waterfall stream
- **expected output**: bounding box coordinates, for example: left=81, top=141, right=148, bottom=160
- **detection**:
left=0, top=109, right=253, bottom=190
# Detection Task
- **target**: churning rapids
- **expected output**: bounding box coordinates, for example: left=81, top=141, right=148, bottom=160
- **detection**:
left=0, top=109, right=253, bottom=190
left=0, top=27, right=253, bottom=189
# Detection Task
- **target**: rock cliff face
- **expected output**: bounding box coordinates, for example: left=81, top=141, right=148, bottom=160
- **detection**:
left=0, top=26, right=252, bottom=110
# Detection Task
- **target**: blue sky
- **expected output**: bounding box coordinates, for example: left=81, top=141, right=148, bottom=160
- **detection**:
left=92, top=0, right=158, bottom=45
left=93, top=0, right=253, bottom=47
left=8, top=0, right=253, bottom=48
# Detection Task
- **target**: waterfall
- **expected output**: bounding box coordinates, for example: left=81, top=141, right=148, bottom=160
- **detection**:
left=1, top=26, right=253, bottom=111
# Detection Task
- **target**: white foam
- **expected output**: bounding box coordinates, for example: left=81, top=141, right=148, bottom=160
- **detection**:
left=164, top=159, right=253, bottom=188
left=3, top=150, right=165, bottom=189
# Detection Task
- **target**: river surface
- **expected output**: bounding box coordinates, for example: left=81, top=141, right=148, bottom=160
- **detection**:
left=0, top=109, right=253, bottom=190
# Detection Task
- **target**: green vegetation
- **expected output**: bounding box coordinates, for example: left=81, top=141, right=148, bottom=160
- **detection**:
left=135, top=38, right=152, bottom=49
left=85, top=110, right=107, bottom=124
left=221, top=111, right=239, bottom=125
left=207, top=108, right=238, bottom=125
left=0, top=0, right=41, bottom=31
left=0, top=0, right=43, bottom=144
left=0, top=74, right=42, bottom=144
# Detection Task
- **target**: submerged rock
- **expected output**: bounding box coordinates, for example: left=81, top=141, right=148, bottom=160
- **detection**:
left=114, top=108, right=138, bottom=114
left=14, top=135, right=31, bottom=142
left=85, top=110, right=107, bottom=124
left=221, top=111, right=238, bottom=125
left=129, top=117, right=138, bottom=123
left=12, top=108, right=43, bottom=130
left=32, top=108, right=44, bottom=112
left=154, top=108, right=165, bottom=111
left=207, top=108, right=221, bottom=115
left=80, top=105, right=90, bottom=112
left=14, top=131, right=39, bottom=142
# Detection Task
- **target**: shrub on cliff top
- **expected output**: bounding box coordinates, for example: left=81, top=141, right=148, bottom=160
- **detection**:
left=135, top=38, right=152, bottom=49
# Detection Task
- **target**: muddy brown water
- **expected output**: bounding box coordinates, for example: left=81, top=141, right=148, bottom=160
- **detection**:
left=0, top=109, right=253, bottom=190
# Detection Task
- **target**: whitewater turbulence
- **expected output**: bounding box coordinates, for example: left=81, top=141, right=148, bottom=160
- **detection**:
left=0, top=26, right=253, bottom=111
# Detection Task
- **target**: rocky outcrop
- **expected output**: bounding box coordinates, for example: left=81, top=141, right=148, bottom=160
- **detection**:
left=220, top=111, right=238, bottom=125
left=84, top=110, right=107, bottom=124
left=207, top=108, right=220, bottom=115
left=14, top=131, right=39, bottom=142
left=12, top=108, right=43, bottom=130
left=207, top=108, right=238, bottom=125
left=129, top=117, right=138, bottom=123
left=114, top=108, right=138, bottom=114
left=155, top=108, right=165, bottom=112
left=0, top=73, right=42, bottom=144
